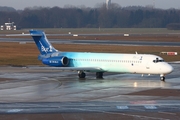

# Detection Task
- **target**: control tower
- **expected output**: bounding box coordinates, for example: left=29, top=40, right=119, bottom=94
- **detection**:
left=106, top=0, right=111, bottom=9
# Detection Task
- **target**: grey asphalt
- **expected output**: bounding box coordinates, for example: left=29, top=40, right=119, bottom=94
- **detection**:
left=1, top=37, right=180, bottom=46
left=0, top=64, right=180, bottom=117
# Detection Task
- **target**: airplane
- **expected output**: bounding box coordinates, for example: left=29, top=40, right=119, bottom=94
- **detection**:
left=29, top=30, right=173, bottom=81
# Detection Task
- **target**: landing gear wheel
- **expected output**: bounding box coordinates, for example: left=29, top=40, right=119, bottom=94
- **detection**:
left=96, top=72, right=103, bottom=79
left=78, top=71, right=86, bottom=79
left=160, top=76, right=165, bottom=81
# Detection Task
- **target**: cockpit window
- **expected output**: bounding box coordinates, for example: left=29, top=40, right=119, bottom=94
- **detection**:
left=153, top=58, right=164, bottom=63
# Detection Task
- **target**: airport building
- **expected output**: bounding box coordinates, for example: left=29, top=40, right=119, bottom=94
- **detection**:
left=1, top=22, right=16, bottom=30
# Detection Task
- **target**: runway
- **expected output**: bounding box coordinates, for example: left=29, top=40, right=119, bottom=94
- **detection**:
left=1, top=37, right=180, bottom=46
left=0, top=64, right=180, bottom=119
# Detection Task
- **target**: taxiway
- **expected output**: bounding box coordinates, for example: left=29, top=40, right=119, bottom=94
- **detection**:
left=0, top=64, right=180, bottom=119
left=1, top=37, right=180, bottom=46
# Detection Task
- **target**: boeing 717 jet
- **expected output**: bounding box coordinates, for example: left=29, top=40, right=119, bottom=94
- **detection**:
left=29, top=30, right=173, bottom=81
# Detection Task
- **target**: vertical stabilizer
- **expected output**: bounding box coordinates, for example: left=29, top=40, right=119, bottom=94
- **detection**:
left=30, top=30, right=57, bottom=55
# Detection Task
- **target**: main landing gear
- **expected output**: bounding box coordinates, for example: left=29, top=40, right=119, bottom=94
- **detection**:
left=96, top=72, right=103, bottom=79
left=78, top=71, right=86, bottom=79
left=78, top=71, right=104, bottom=79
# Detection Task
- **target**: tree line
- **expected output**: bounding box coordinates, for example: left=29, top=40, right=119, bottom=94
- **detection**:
left=0, top=4, right=180, bottom=29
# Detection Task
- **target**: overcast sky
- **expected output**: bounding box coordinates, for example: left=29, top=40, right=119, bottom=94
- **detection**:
left=1, top=0, right=180, bottom=10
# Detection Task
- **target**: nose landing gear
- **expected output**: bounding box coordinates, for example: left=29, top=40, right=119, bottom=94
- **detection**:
left=160, top=74, right=165, bottom=81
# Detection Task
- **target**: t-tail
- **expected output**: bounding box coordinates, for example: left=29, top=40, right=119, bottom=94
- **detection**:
left=30, top=30, right=57, bottom=55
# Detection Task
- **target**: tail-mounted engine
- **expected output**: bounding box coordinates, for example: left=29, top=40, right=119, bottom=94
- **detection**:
left=42, top=56, right=69, bottom=67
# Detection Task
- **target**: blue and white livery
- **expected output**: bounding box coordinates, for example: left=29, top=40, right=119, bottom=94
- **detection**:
left=30, top=30, right=173, bottom=81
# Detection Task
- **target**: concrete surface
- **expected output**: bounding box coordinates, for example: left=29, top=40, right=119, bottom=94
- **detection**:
left=0, top=64, right=180, bottom=119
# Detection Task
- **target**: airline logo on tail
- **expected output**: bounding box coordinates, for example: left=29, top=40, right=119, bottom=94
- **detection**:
left=40, top=41, right=54, bottom=53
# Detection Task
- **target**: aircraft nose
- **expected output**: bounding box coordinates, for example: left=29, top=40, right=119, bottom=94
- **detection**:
left=165, top=64, right=174, bottom=74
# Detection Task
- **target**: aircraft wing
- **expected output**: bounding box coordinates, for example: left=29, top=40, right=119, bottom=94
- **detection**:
left=28, top=66, right=105, bottom=72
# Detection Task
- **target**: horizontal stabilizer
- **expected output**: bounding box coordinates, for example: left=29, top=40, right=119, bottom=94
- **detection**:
left=6, top=33, right=42, bottom=37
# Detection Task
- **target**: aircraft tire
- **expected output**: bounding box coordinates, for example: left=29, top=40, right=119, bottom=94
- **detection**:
left=96, top=72, right=103, bottom=79
left=160, top=76, right=165, bottom=81
left=78, top=72, right=86, bottom=78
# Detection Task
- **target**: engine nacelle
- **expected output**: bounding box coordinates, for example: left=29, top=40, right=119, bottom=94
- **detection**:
left=42, top=56, right=69, bottom=67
